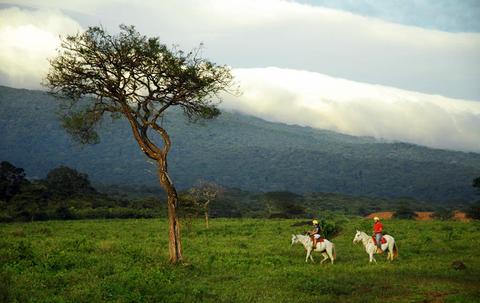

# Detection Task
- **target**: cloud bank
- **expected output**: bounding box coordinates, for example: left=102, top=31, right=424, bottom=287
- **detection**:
left=1, top=0, right=479, bottom=100
left=224, top=67, right=480, bottom=152
left=0, top=7, right=82, bottom=89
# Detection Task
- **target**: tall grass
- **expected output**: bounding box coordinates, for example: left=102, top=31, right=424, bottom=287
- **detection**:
left=1, top=218, right=479, bottom=302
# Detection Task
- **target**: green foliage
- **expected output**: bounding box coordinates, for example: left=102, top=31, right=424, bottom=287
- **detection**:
left=0, top=161, right=466, bottom=223
left=315, top=219, right=340, bottom=238
left=9, top=182, right=50, bottom=221
left=0, top=164, right=166, bottom=222
left=262, top=191, right=306, bottom=218
left=44, top=165, right=96, bottom=199
left=0, top=218, right=479, bottom=302
left=393, top=203, right=417, bottom=219
left=0, top=161, right=27, bottom=202
left=432, top=207, right=454, bottom=220
left=62, top=110, right=101, bottom=144
left=465, top=201, right=480, bottom=220
left=178, top=192, right=201, bottom=218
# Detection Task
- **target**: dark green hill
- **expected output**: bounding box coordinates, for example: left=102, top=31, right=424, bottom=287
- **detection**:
left=0, top=85, right=478, bottom=203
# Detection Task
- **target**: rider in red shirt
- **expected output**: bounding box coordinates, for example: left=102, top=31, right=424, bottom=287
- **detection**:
left=373, top=217, right=383, bottom=254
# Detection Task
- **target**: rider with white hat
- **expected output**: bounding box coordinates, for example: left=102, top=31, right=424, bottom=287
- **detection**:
left=308, top=219, right=322, bottom=249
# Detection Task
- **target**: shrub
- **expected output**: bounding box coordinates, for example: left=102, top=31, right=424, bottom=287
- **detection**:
left=393, top=204, right=417, bottom=219
left=432, top=207, right=453, bottom=220
left=465, top=201, right=480, bottom=220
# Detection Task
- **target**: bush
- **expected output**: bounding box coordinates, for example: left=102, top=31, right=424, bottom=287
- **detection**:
left=465, top=201, right=480, bottom=220
left=432, top=207, right=453, bottom=220
left=393, top=204, right=417, bottom=219
left=320, top=219, right=341, bottom=238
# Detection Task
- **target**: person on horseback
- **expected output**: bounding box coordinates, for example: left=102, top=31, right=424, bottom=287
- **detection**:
left=308, top=219, right=322, bottom=249
left=373, top=216, right=383, bottom=254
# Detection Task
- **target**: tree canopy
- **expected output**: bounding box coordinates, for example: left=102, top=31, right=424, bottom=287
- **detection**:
left=0, top=161, right=27, bottom=202
left=45, top=24, right=234, bottom=153
left=44, top=166, right=96, bottom=199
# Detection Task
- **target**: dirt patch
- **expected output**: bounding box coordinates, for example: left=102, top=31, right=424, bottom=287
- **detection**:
left=453, top=211, right=470, bottom=222
left=366, top=212, right=394, bottom=220
left=422, top=291, right=451, bottom=303
left=415, top=212, right=433, bottom=221
left=366, top=210, right=470, bottom=221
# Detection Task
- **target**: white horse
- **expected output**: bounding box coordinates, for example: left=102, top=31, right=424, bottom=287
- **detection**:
left=291, top=234, right=336, bottom=264
left=353, top=230, right=398, bottom=263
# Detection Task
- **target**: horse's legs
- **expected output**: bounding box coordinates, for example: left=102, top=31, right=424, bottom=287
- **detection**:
left=326, top=246, right=334, bottom=264
left=387, top=240, right=394, bottom=261
left=306, top=249, right=314, bottom=263
left=369, top=252, right=376, bottom=263
left=320, top=253, right=328, bottom=264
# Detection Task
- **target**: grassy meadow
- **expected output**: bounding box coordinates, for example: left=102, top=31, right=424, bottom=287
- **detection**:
left=1, top=217, right=479, bottom=302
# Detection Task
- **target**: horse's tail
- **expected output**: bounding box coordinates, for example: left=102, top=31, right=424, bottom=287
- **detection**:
left=332, top=243, right=336, bottom=261
left=393, top=242, right=398, bottom=258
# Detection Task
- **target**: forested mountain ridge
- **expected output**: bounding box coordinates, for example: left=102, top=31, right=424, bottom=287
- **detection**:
left=0, top=85, right=479, bottom=203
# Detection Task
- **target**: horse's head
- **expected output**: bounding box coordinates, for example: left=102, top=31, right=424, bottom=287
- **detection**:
left=353, top=230, right=362, bottom=244
left=291, top=234, right=298, bottom=246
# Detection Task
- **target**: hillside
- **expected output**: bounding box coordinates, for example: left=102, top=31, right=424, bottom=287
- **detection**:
left=0, top=85, right=479, bottom=203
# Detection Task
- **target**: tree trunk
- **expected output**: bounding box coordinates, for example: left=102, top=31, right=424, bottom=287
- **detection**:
left=204, top=210, right=209, bottom=229
left=157, top=161, right=183, bottom=263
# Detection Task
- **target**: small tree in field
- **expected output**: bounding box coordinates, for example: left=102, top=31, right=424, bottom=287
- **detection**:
left=188, top=181, right=222, bottom=229
left=44, top=25, right=234, bottom=263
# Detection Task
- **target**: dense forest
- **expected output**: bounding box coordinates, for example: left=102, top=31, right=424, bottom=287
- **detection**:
left=1, top=85, right=479, bottom=203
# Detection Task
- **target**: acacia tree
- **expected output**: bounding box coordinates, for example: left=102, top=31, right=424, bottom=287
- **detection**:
left=189, top=181, right=222, bottom=229
left=44, top=25, right=233, bottom=263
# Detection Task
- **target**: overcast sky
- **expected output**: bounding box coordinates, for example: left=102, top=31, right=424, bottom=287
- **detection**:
left=0, top=0, right=479, bottom=152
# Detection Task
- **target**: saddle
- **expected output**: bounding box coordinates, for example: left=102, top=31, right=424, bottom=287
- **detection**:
left=372, top=236, right=387, bottom=245
left=309, top=235, right=325, bottom=243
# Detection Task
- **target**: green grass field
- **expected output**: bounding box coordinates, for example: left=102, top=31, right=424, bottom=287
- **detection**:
left=1, top=218, right=479, bottom=302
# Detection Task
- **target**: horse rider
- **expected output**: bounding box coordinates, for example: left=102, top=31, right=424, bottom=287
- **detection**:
left=308, top=219, right=322, bottom=249
left=373, top=216, right=383, bottom=254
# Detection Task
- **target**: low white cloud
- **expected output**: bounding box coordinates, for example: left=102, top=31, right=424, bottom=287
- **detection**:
left=0, top=7, right=82, bottom=88
left=224, top=67, right=480, bottom=152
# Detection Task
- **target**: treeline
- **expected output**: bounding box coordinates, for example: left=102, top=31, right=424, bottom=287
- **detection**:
left=2, top=161, right=479, bottom=223
left=0, top=161, right=165, bottom=222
